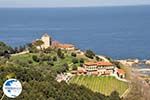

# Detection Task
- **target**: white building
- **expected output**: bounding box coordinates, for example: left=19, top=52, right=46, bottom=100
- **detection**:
left=34, top=33, right=52, bottom=49
left=41, top=33, right=52, bottom=49
left=83, top=61, right=115, bottom=76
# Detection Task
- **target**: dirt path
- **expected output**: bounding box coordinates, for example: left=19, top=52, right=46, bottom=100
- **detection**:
left=11, top=50, right=29, bottom=56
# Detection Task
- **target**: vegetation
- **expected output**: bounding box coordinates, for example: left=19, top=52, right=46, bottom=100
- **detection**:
left=71, top=52, right=77, bottom=57
left=96, top=56, right=102, bottom=61
left=33, top=40, right=44, bottom=50
left=0, top=41, right=122, bottom=100
left=72, top=58, right=79, bottom=64
left=85, top=49, right=95, bottom=59
left=70, top=75, right=128, bottom=96
left=57, top=48, right=65, bottom=59
left=0, top=41, right=13, bottom=56
left=72, top=65, right=78, bottom=70
left=0, top=53, right=121, bottom=100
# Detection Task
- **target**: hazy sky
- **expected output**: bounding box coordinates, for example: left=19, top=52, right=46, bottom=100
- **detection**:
left=0, top=0, right=150, bottom=8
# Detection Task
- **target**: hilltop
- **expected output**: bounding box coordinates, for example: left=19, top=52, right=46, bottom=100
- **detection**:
left=0, top=34, right=128, bottom=100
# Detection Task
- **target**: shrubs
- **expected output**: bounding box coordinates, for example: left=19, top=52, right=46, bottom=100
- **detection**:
left=28, top=60, right=33, bottom=64
left=53, top=56, right=57, bottom=61
left=0, top=61, right=121, bottom=100
left=33, top=40, right=44, bottom=50
left=57, top=63, right=69, bottom=73
left=28, top=45, right=39, bottom=53
left=32, top=55, right=39, bottom=62
left=47, top=61, right=54, bottom=66
left=72, top=58, right=78, bottom=64
left=80, top=58, right=84, bottom=63
left=85, top=49, right=95, bottom=59
left=57, top=49, right=65, bottom=59
left=72, top=65, right=77, bottom=70
left=0, top=41, right=13, bottom=56
left=71, top=52, right=77, bottom=57
left=95, top=56, right=103, bottom=61
left=44, top=47, right=52, bottom=53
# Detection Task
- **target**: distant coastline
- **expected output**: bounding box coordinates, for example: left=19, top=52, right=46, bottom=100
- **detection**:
left=0, top=4, right=150, bottom=9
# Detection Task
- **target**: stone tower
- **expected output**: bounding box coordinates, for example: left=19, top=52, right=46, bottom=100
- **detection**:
left=41, top=33, right=52, bottom=49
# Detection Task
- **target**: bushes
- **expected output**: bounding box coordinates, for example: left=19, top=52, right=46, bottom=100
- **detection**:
left=0, top=41, right=13, bottom=56
left=28, top=45, right=39, bottom=53
left=72, top=58, right=78, bottom=64
left=47, top=61, right=54, bottom=66
left=56, top=63, right=69, bottom=73
left=0, top=53, right=121, bottom=100
left=72, top=65, right=77, bottom=70
left=32, top=55, right=39, bottom=62
left=71, top=52, right=77, bottom=57
left=85, top=49, right=95, bottom=59
left=57, top=49, right=65, bottom=59
left=44, top=47, right=52, bottom=53
left=80, top=58, right=84, bottom=63
left=53, top=56, right=57, bottom=61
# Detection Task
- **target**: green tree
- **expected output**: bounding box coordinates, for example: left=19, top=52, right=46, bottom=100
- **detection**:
left=57, top=49, right=64, bottom=59
left=33, top=40, right=44, bottom=50
left=71, top=52, right=77, bottom=57
left=44, top=47, right=52, bottom=53
left=109, top=91, right=121, bottom=100
left=72, top=58, right=78, bottom=64
left=72, top=65, right=78, bottom=70
left=95, top=56, right=103, bottom=61
left=85, top=49, right=95, bottom=59
left=80, top=58, right=84, bottom=63
left=3, top=50, right=11, bottom=59
left=53, top=56, right=57, bottom=61
left=32, top=55, right=39, bottom=62
left=30, top=46, right=38, bottom=53
left=0, top=41, right=12, bottom=56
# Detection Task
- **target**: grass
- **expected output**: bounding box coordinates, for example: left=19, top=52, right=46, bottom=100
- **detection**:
left=10, top=52, right=81, bottom=71
left=69, top=75, right=129, bottom=96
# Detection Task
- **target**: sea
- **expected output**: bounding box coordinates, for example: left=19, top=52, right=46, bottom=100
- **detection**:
left=0, top=6, right=150, bottom=59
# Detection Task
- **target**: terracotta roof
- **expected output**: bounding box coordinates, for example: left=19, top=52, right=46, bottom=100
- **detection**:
left=51, top=40, right=75, bottom=49
left=84, top=62, right=97, bottom=66
left=117, top=69, right=125, bottom=74
left=58, top=44, right=74, bottom=49
left=97, top=62, right=113, bottom=66
left=84, top=61, right=113, bottom=66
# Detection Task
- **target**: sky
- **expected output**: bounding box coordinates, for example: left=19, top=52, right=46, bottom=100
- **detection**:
left=0, top=0, right=150, bottom=8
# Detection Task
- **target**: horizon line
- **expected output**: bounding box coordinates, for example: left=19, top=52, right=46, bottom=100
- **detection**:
left=0, top=4, right=150, bottom=9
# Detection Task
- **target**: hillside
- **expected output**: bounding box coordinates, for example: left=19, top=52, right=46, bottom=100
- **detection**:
left=0, top=41, right=122, bottom=100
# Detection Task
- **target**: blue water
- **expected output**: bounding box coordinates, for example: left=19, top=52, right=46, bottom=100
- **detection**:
left=0, top=6, right=150, bottom=59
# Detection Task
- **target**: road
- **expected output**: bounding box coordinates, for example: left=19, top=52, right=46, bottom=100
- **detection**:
left=11, top=51, right=29, bottom=56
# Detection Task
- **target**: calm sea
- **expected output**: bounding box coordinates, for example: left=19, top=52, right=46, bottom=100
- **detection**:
left=0, top=6, right=150, bottom=59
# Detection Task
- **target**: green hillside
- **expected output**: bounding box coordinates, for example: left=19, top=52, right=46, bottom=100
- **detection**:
left=70, top=75, right=128, bottom=96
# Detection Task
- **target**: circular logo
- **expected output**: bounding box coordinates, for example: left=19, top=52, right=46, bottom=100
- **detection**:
left=3, top=79, right=22, bottom=98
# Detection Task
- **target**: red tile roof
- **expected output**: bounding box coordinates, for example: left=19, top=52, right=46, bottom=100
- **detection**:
left=52, top=41, right=74, bottom=49
left=84, top=61, right=113, bottom=66
left=117, top=69, right=125, bottom=74
left=58, top=44, right=74, bottom=49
